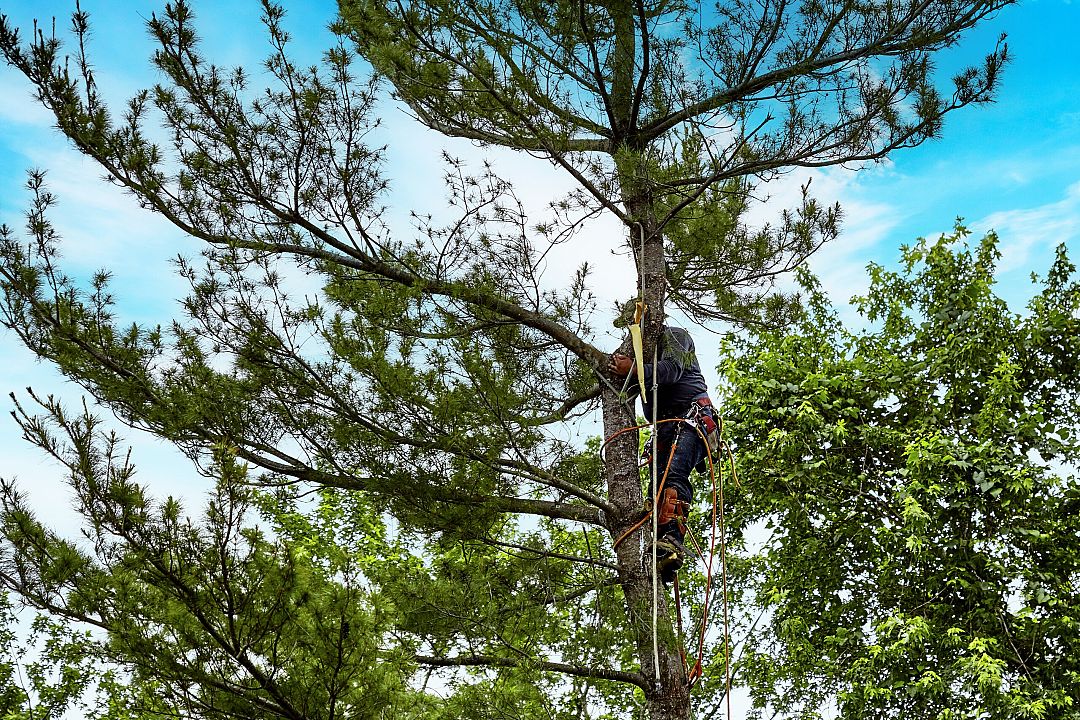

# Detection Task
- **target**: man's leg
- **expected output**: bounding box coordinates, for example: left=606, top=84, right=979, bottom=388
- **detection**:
left=653, top=424, right=705, bottom=582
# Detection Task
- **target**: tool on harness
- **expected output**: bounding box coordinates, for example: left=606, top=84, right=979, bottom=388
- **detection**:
left=688, top=396, right=721, bottom=471
left=657, top=486, right=689, bottom=531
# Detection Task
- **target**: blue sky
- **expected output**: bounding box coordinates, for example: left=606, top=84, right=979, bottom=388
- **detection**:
left=0, top=0, right=1077, bottom=565
left=808, top=0, right=1080, bottom=306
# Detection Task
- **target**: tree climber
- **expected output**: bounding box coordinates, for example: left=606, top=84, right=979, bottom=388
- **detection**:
left=608, top=304, right=717, bottom=583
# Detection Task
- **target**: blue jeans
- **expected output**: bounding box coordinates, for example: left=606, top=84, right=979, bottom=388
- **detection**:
left=649, top=420, right=706, bottom=541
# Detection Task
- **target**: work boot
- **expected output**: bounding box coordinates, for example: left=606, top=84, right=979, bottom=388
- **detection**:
left=654, top=533, right=686, bottom=584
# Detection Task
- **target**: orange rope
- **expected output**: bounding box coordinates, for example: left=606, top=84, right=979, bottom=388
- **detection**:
left=598, top=422, right=652, bottom=461
left=606, top=418, right=687, bottom=551
left=664, top=419, right=733, bottom=717
left=599, top=417, right=686, bottom=460
left=682, top=422, right=717, bottom=687
left=602, top=411, right=735, bottom=717
left=612, top=512, right=651, bottom=551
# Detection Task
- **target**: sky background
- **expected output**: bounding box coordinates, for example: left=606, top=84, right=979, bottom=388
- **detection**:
left=0, top=0, right=1077, bottom=705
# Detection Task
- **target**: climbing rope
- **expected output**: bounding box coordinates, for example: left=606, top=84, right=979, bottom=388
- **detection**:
left=649, top=342, right=662, bottom=685
left=677, top=418, right=738, bottom=720
left=691, top=421, right=720, bottom=686
left=601, top=413, right=736, bottom=719
left=607, top=221, right=735, bottom=710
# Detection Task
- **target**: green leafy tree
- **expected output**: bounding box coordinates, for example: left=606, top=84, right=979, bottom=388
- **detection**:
left=337, top=1, right=1010, bottom=713
left=0, top=594, right=33, bottom=719
left=0, top=1, right=1012, bottom=719
left=721, top=228, right=1080, bottom=718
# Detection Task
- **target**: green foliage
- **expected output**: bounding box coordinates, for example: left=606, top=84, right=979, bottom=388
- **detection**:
left=0, top=399, right=425, bottom=719
left=722, top=227, right=1080, bottom=718
left=0, top=605, right=168, bottom=720
left=0, top=391, right=649, bottom=718
left=0, top=3, right=636, bottom=713
left=0, top=595, right=32, bottom=720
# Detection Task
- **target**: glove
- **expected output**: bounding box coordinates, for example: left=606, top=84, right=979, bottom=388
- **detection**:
left=607, top=352, right=634, bottom=376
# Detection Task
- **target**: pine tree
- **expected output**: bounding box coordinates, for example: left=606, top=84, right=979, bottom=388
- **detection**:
left=0, top=1, right=1012, bottom=718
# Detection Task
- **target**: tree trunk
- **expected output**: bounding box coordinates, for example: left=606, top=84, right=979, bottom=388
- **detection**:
left=603, top=3, right=689, bottom=714
left=602, top=195, right=690, bottom=720
left=602, top=387, right=691, bottom=720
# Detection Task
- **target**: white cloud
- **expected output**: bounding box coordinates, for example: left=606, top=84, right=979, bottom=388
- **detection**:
left=729, top=164, right=908, bottom=327
left=808, top=171, right=903, bottom=295
left=0, top=71, right=53, bottom=127
left=973, top=180, right=1080, bottom=275
left=751, top=160, right=1080, bottom=322
left=2, top=146, right=193, bottom=330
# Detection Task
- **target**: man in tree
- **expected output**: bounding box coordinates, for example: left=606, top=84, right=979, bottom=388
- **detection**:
left=608, top=302, right=715, bottom=584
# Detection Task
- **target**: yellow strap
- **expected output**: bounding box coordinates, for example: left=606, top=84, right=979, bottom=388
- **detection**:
left=628, top=301, right=647, bottom=402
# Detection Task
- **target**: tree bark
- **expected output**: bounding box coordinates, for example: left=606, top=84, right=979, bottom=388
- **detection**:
left=602, top=161, right=691, bottom=717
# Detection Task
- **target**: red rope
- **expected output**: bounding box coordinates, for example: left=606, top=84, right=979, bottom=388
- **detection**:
left=668, top=421, right=733, bottom=713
